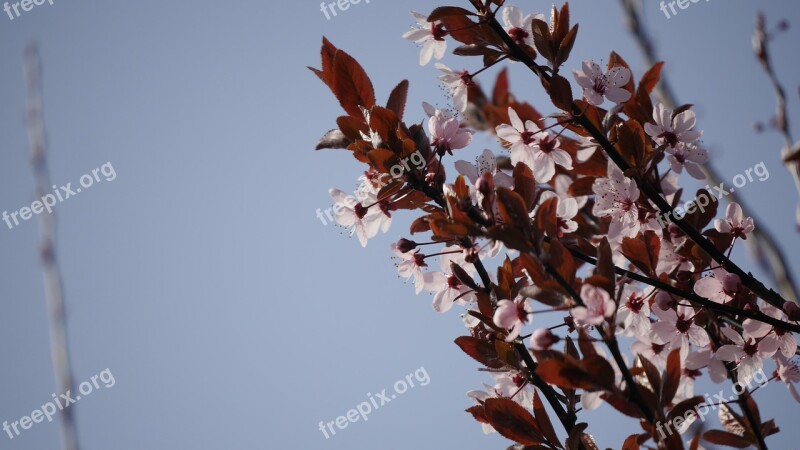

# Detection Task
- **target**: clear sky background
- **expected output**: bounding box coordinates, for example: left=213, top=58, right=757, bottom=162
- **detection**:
left=1, top=1, right=799, bottom=449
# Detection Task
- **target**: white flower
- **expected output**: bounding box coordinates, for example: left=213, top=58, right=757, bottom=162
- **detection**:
left=436, top=63, right=471, bottom=113
left=715, top=326, right=779, bottom=386
left=501, top=6, right=542, bottom=48
left=402, top=11, right=448, bottom=66
left=572, top=61, right=632, bottom=106
left=496, top=107, right=572, bottom=182
left=391, top=242, right=428, bottom=294
left=571, top=284, right=616, bottom=327
left=455, top=149, right=514, bottom=189
left=491, top=370, right=534, bottom=407
left=714, top=202, right=755, bottom=239
left=429, top=110, right=472, bottom=156
left=694, top=268, right=740, bottom=304
left=651, top=305, right=710, bottom=355
left=775, top=355, right=800, bottom=403
left=329, top=188, right=384, bottom=247
left=423, top=246, right=477, bottom=313
left=493, top=296, right=533, bottom=341
left=592, top=162, right=641, bottom=239
left=616, top=285, right=652, bottom=337
left=666, top=142, right=708, bottom=179
left=644, top=103, right=702, bottom=148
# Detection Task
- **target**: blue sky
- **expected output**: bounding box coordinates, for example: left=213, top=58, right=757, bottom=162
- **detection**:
left=1, top=1, right=799, bottom=449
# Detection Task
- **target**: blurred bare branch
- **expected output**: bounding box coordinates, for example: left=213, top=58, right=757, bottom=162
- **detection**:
left=23, top=43, right=80, bottom=450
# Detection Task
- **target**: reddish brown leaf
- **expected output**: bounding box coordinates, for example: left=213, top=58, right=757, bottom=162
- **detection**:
left=427, top=6, right=476, bottom=21
left=621, top=434, right=640, bottom=450
left=661, top=348, right=682, bottom=407
left=702, top=430, right=752, bottom=448
left=331, top=48, right=376, bottom=117
left=454, top=336, right=507, bottom=369
left=484, top=398, right=545, bottom=446
left=548, top=74, right=574, bottom=112
left=639, top=62, right=665, bottom=94
left=386, top=79, right=409, bottom=120
left=533, top=390, right=561, bottom=448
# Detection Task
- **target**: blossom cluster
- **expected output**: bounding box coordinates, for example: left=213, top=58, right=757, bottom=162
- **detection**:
left=313, top=3, right=799, bottom=449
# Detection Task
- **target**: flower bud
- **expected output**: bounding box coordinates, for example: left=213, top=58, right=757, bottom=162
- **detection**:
left=722, top=273, right=741, bottom=294
left=783, top=302, right=800, bottom=321
left=476, top=172, right=494, bottom=196
left=530, top=328, right=559, bottom=351
left=396, top=238, right=417, bottom=253
left=655, top=291, right=675, bottom=310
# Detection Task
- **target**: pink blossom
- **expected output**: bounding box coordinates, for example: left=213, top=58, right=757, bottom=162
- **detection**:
left=666, top=143, right=708, bottom=179
left=501, top=6, right=543, bottom=48
left=693, top=268, right=740, bottom=304
left=631, top=335, right=673, bottom=369
left=530, top=328, right=559, bottom=351
left=429, top=110, right=472, bottom=156
left=491, top=370, right=534, bottom=407
left=775, top=355, right=800, bottom=403
left=571, top=284, right=616, bottom=327
left=496, top=107, right=572, bottom=182
left=493, top=296, right=533, bottom=341
left=330, top=188, right=384, bottom=247
left=592, top=163, right=641, bottom=239
left=714, top=202, right=755, bottom=239
left=572, top=61, right=631, bottom=106
left=402, top=11, right=448, bottom=66
left=423, top=246, right=477, bottom=313
left=391, top=242, right=428, bottom=294
left=651, top=305, right=710, bottom=353
left=616, top=285, right=652, bottom=337
left=644, top=103, right=702, bottom=148
left=716, top=327, right=779, bottom=385
left=455, top=149, right=514, bottom=189
left=436, top=63, right=471, bottom=113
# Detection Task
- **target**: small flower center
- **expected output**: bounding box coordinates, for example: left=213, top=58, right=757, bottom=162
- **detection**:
left=743, top=339, right=758, bottom=357
left=447, top=274, right=461, bottom=289
left=413, top=253, right=428, bottom=269
left=508, top=27, right=529, bottom=45
left=659, top=131, right=679, bottom=147
left=431, top=22, right=448, bottom=41
left=520, top=130, right=537, bottom=145
left=675, top=316, right=693, bottom=334
left=592, top=76, right=608, bottom=95
left=626, top=294, right=645, bottom=314
left=537, top=135, right=557, bottom=154
left=354, top=202, right=368, bottom=219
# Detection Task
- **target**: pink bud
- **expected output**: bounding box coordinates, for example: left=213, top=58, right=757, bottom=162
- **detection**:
left=476, top=172, right=494, bottom=196
left=783, top=302, right=800, bottom=321
left=396, top=238, right=417, bottom=253
left=655, top=291, right=675, bottom=310
left=530, top=328, right=559, bottom=351
left=722, top=274, right=741, bottom=293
